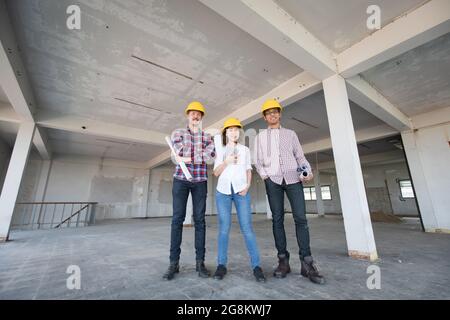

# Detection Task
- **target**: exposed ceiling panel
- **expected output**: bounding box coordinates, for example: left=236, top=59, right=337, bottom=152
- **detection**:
left=275, top=0, right=428, bottom=53
left=6, top=0, right=302, bottom=134
left=361, top=32, right=450, bottom=117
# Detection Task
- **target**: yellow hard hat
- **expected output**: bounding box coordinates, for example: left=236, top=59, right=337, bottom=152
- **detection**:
left=261, top=99, right=282, bottom=115
left=185, top=101, right=206, bottom=115
left=222, top=117, right=242, bottom=132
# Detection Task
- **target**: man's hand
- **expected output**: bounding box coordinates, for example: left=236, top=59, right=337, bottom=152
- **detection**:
left=300, top=172, right=314, bottom=183
left=176, top=156, right=192, bottom=164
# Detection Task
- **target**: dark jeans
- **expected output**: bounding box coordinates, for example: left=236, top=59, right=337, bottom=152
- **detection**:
left=264, top=178, right=312, bottom=260
left=169, top=178, right=208, bottom=263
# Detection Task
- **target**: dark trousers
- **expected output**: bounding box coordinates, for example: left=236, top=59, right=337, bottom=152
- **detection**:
left=265, top=178, right=312, bottom=260
left=169, top=178, right=208, bottom=263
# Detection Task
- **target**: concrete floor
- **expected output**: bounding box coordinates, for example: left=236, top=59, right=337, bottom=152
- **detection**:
left=0, top=214, right=449, bottom=300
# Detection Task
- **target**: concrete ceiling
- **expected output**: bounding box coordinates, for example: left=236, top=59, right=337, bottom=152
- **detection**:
left=46, top=128, right=166, bottom=162
left=275, top=0, right=428, bottom=53
left=6, top=0, right=302, bottom=134
left=246, top=90, right=387, bottom=145
left=1, top=0, right=447, bottom=165
left=361, top=32, right=450, bottom=117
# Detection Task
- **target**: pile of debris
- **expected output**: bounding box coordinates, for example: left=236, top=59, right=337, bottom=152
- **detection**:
left=370, top=211, right=403, bottom=223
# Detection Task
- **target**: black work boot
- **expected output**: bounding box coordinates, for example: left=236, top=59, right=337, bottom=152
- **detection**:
left=213, top=265, right=227, bottom=280
left=196, top=260, right=210, bottom=278
left=301, top=256, right=325, bottom=285
left=273, top=252, right=291, bottom=278
left=162, top=262, right=179, bottom=280
left=253, top=266, right=266, bottom=283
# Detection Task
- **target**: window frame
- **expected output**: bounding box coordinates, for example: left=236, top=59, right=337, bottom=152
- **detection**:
left=398, top=179, right=415, bottom=200
left=304, top=185, right=332, bottom=201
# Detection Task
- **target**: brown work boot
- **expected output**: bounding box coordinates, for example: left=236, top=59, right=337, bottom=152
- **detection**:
left=273, top=252, right=291, bottom=278
left=301, top=256, right=325, bottom=285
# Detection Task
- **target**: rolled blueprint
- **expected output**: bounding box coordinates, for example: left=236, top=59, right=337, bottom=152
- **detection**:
left=165, top=136, right=193, bottom=181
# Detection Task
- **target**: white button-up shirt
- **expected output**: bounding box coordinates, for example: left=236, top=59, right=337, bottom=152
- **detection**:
left=214, top=143, right=252, bottom=195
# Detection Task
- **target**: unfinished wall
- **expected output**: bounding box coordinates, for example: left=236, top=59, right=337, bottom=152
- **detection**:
left=12, top=154, right=150, bottom=227
left=302, top=161, right=419, bottom=217
left=304, top=172, right=342, bottom=215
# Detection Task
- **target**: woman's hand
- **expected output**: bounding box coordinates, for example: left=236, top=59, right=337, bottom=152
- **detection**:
left=238, top=184, right=250, bottom=196
left=224, top=154, right=238, bottom=165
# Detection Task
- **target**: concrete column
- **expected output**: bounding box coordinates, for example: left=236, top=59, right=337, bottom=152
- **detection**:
left=401, top=128, right=450, bottom=233
left=136, top=169, right=150, bottom=218
left=0, top=122, right=36, bottom=241
left=313, top=168, right=325, bottom=217
left=35, top=159, right=52, bottom=228
left=322, top=74, right=378, bottom=261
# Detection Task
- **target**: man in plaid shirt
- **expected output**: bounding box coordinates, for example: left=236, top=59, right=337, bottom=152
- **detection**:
left=255, top=99, right=325, bottom=285
left=163, top=101, right=215, bottom=280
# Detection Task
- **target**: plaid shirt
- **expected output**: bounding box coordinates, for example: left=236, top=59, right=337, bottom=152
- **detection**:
left=254, top=126, right=311, bottom=185
left=171, top=126, right=215, bottom=182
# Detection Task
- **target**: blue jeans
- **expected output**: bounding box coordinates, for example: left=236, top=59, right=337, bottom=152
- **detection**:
left=169, top=178, right=207, bottom=263
left=215, top=187, right=261, bottom=269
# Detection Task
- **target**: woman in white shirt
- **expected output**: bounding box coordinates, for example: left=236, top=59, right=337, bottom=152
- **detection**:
left=213, top=118, right=265, bottom=282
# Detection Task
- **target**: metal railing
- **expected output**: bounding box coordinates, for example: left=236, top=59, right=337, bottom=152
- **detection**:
left=12, top=202, right=97, bottom=230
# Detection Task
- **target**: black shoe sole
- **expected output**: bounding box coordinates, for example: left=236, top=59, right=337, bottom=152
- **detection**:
left=273, top=268, right=291, bottom=278
left=198, top=273, right=210, bottom=278
left=162, top=268, right=179, bottom=280
left=301, top=271, right=325, bottom=284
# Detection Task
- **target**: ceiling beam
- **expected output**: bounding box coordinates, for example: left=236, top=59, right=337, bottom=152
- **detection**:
left=0, top=0, right=51, bottom=159
left=35, top=110, right=168, bottom=147
left=346, top=75, right=412, bottom=131
left=408, top=106, right=450, bottom=130
left=337, top=0, right=450, bottom=78
left=302, top=124, right=399, bottom=154
left=146, top=71, right=323, bottom=168
left=316, top=149, right=405, bottom=170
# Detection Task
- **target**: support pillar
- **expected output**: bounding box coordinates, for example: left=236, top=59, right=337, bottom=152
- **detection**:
left=0, top=122, right=36, bottom=241
left=401, top=128, right=450, bottom=233
left=323, top=74, right=378, bottom=261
